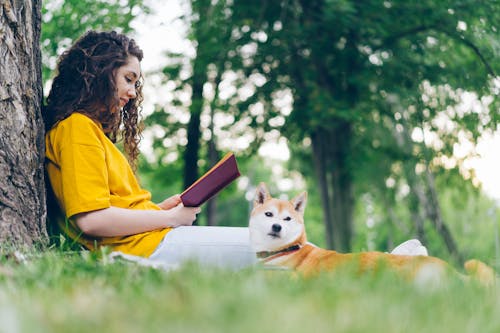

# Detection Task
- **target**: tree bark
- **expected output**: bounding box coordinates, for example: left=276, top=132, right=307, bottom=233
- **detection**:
left=205, top=66, right=223, bottom=226
left=311, top=122, right=354, bottom=252
left=403, top=160, right=428, bottom=243
left=424, top=167, right=463, bottom=263
left=183, top=85, right=202, bottom=189
left=182, top=53, right=206, bottom=227
left=311, top=129, right=334, bottom=248
left=0, top=0, right=47, bottom=248
left=182, top=0, right=210, bottom=191
left=205, top=140, right=218, bottom=226
left=329, top=121, right=354, bottom=252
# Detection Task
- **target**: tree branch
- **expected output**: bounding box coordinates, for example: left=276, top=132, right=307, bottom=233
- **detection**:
left=435, top=28, right=497, bottom=77
left=379, top=25, right=438, bottom=49
left=378, top=24, right=497, bottom=78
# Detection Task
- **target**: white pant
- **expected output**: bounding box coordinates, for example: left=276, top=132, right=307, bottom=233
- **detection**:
left=113, top=228, right=424, bottom=271
left=148, top=226, right=258, bottom=270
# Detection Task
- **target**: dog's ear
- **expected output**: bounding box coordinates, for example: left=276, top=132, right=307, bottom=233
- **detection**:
left=255, top=182, right=270, bottom=205
left=291, top=191, right=307, bottom=215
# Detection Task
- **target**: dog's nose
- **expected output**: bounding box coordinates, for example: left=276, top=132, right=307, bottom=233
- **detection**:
left=272, top=224, right=282, bottom=233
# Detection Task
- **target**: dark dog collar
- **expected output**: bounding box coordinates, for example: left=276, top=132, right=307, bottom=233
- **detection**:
left=257, top=244, right=301, bottom=259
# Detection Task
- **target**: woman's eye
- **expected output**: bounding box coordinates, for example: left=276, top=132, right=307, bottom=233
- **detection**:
left=283, top=216, right=291, bottom=221
left=265, top=212, right=273, bottom=217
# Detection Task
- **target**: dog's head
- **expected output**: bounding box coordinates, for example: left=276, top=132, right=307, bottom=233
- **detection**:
left=249, top=182, right=307, bottom=252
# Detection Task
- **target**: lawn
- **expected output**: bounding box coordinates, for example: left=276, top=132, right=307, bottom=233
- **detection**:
left=0, top=249, right=498, bottom=333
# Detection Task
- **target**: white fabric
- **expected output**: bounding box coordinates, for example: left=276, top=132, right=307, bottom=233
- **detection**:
left=148, top=226, right=258, bottom=270
left=108, top=251, right=179, bottom=271
left=390, top=239, right=428, bottom=256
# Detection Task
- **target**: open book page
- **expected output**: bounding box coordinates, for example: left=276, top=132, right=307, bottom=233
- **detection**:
left=180, top=152, right=241, bottom=207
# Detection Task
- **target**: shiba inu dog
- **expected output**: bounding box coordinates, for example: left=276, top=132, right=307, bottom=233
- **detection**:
left=249, top=183, right=496, bottom=286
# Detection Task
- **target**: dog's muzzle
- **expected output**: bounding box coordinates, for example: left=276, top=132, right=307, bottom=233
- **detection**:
left=267, top=223, right=282, bottom=238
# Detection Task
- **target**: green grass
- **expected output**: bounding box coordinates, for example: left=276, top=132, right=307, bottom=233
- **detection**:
left=0, top=250, right=499, bottom=333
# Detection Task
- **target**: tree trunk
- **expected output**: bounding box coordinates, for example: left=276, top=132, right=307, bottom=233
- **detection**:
left=0, top=0, right=47, bottom=248
left=183, top=89, right=202, bottom=190
left=424, top=167, right=463, bottom=263
left=205, top=139, right=218, bottom=226
left=330, top=121, right=354, bottom=252
left=395, top=111, right=461, bottom=261
left=182, top=0, right=210, bottom=191
left=403, top=161, right=428, bottom=243
left=205, top=67, right=223, bottom=226
left=311, top=122, right=354, bottom=252
left=311, top=129, right=334, bottom=248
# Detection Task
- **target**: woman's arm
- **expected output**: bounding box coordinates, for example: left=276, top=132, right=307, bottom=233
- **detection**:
left=74, top=204, right=200, bottom=237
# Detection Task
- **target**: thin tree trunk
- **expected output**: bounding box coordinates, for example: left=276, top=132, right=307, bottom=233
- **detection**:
left=205, top=141, right=218, bottom=226
left=182, top=0, right=212, bottom=190
left=205, top=68, right=223, bottom=226
left=396, top=109, right=461, bottom=260
left=392, top=108, right=428, bottom=243
left=330, top=122, right=354, bottom=252
left=424, top=167, right=462, bottom=263
left=311, top=130, right=334, bottom=249
left=183, top=77, right=203, bottom=189
left=0, top=0, right=46, bottom=248
left=403, top=161, right=428, bottom=243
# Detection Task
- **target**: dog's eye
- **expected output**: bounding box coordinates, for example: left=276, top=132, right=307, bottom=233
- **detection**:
left=283, top=216, right=291, bottom=221
left=265, top=212, right=273, bottom=217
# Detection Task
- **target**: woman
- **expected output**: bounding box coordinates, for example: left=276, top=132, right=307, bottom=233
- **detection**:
left=44, top=30, right=256, bottom=269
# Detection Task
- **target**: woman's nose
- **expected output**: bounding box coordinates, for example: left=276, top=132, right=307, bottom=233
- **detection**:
left=128, top=86, right=137, bottom=98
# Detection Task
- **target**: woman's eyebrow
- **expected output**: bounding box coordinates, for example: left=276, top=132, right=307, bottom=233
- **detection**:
left=127, top=71, right=139, bottom=78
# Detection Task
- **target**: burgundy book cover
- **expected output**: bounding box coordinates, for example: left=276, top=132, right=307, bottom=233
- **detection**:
left=180, top=152, right=241, bottom=207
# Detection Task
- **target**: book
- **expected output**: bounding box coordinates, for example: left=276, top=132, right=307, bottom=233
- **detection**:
left=180, top=152, right=241, bottom=207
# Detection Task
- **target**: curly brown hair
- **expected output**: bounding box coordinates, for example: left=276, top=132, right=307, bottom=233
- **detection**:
left=43, top=30, right=144, bottom=168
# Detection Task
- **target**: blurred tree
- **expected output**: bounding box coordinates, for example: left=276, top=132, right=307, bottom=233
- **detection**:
left=145, top=0, right=270, bottom=225
left=41, top=0, right=147, bottom=84
left=226, top=0, right=499, bottom=256
left=144, top=0, right=499, bottom=259
left=182, top=0, right=233, bottom=225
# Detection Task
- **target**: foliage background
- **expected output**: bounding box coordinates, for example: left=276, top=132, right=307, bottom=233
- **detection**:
left=40, top=0, right=500, bottom=268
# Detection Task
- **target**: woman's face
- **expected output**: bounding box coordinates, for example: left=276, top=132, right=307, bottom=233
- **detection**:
left=114, top=56, right=141, bottom=111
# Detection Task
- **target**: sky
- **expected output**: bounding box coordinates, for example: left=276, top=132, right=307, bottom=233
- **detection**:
left=131, top=0, right=500, bottom=203
left=467, top=134, right=500, bottom=202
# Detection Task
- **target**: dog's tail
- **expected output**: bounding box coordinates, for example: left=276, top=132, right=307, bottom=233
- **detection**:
left=464, top=259, right=496, bottom=286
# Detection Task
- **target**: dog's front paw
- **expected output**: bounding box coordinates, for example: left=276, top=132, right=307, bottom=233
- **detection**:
left=391, top=239, right=428, bottom=256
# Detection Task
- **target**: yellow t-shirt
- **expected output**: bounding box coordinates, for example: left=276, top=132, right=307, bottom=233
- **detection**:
left=45, top=112, right=171, bottom=257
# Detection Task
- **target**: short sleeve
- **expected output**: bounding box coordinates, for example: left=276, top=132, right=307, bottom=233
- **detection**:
left=54, top=115, right=111, bottom=218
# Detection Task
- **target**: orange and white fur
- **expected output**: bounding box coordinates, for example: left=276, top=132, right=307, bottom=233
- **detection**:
left=249, top=183, right=496, bottom=286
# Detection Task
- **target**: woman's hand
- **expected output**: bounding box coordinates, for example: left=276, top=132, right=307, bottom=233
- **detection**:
left=165, top=204, right=201, bottom=227
left=157, top=194, right=200, bottom=227
left=157, top=194, right=182, bottom=210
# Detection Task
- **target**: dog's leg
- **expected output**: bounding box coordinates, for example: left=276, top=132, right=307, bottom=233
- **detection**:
left=464, top=259, right=496, bottom=287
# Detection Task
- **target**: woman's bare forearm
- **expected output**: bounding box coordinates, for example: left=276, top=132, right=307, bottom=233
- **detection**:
left=74, top=205, right=200, bottom=237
